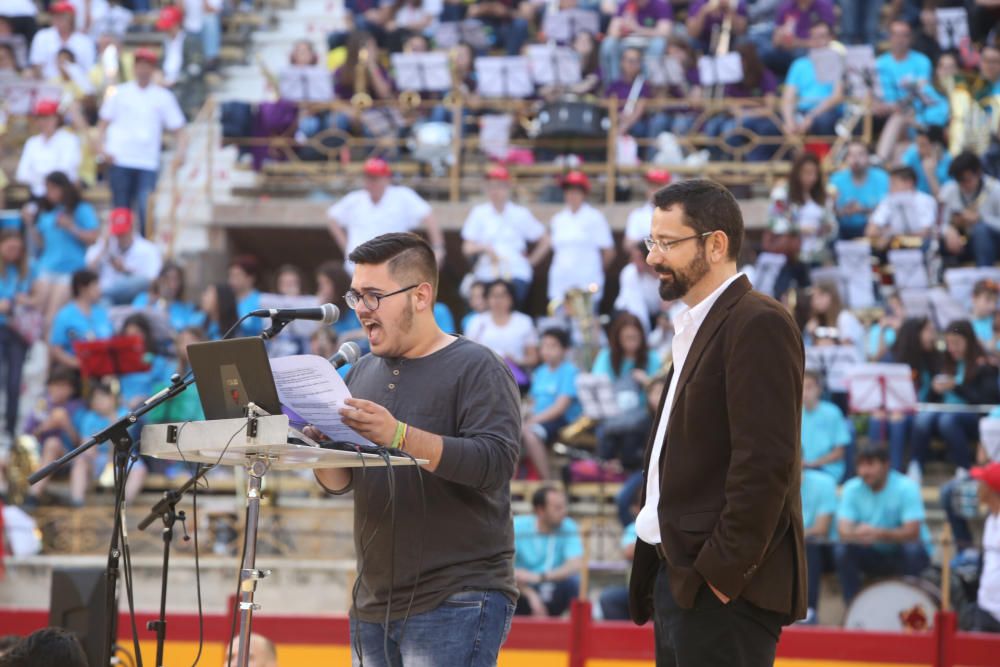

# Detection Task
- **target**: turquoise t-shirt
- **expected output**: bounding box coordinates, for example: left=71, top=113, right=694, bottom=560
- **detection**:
left=802, top=468, right=838, bottom=540
left=865, top=323, right=897, bottom=360
left=513, top=514, right=584, bottom=574
left=875, top=51, right=931, bottom=104
left=132, top=293, right=201, bottom=333
left=50, top=301, right=114, bottom=354
left=802, top=400, right=850, bottom=482
left=973, top=316, right=995, bottom=348
left=837, top=470, right=933, bottom=555
left=530, top=360, right=581, bottom=422
left=591, top=348, right=662, bottom=411
left=433, top=302, right=456, bottom=334
left=35, top=202, right=100, bottom=275
left=941, top=361, right=966, bottom=405
left=830, top=167, right=890, bottom=234
left=901, top=144, right=951, bottom=196
left=621, top=522, right=637, bottom=550
left=237, top=290, right=263, bottom=337
left=915, top=83, right=949, bottom=127
left=0, top=262, right=35, bottom=327
left=334, top=308, right=362, bottom=336
left=787, top=56, right=833, bottom=112
left=119, top=354, right=175, bottom=407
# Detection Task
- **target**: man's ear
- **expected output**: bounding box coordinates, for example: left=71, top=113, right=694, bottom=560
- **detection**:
left=414, top=282, right=435, bottom=312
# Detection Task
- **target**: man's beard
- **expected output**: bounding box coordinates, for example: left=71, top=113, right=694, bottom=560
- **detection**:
left=655, top=248, right=710, bottom=301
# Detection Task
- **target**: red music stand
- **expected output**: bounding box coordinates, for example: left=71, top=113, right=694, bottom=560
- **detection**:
left=847, top=363, right=919, bottom=441
left=73, top=335, right=151, bottom=379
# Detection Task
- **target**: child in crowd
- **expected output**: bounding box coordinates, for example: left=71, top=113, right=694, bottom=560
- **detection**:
left=461, top=280, right=487, bottom=334
left=22, top=366, right=83, bottom=509
left=521, top=328, right=580, bottom=480
left=802, top=369, right=851, bottom=482
left=971, top=279, right=999, bottom=350
left=69, top=381, right=142, bottom=506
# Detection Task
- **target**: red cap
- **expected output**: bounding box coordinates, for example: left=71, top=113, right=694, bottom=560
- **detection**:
left=561, top=170, right=590, bottom=192
left=362, top=157, right=392, bottom=178
left=646, top=168, right=672, bottom=185
left=486, top=164, right=510, bottom=181
left=50, top=1, right=76, bottom=15
left=972, top=463, right=1000, bottom=494
left=109, top=208, right=133, bottom=235
left=133, top=47, right=159, bottom=64
left=34, top=99, right=60, bottom=116
left=155, top=5, right=184, bottom=31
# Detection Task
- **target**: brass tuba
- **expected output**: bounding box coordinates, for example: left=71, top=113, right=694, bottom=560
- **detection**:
left=6, top=435, right=40, bottom=505
left=549, top=284, right=602, bottom=370
left=441, top=46, right=463, bottom=109
left=351, top=47, right=373, bottom=109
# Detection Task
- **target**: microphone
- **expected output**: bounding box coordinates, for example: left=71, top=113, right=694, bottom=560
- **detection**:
left=251, top=303, right=339, bottom=325
left=329, top=342, right=362, bottom=369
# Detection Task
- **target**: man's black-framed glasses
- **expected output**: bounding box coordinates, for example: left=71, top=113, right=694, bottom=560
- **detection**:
left=644, top=231, right=713, bottom=254
left=344, top=284, right=419, bottom=311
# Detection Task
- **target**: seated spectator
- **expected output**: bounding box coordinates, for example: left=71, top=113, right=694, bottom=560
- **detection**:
left=865, top=166, right=937, bottom=254
left=531, top=171, right=614, bottom=305
left=49, top=47, right=94, bottom=100
left=599, top=491, right=639, bottom=621
left=967, top=462, right=1000, bottom=633
left=0, top=41, right=20, bottom=75
left=765, top=0, right=835, bottom=76
left=330, top=32, right=396, bottom=141
left=465, top=280, right=539, bottom=388
left=539, top=31, right=602, bottom=99
left=461, top=165, right=544, bottom=308
left=460, top=280, right=487, bottom=334
left=117, top=312, right=174, bottom=409
left=21, top=366, right=83, bottom=509
left=198, top=282, right=239, bottom=339
left=901, top=125, right=951, bottom=197
left=514, top=485, right=584, bottom=616
left=155, top=4, right=206, bottom=118
left=780, top=23, right=843, bottom=138
left=600, top=0, right=671, bottom=83
left=763, top=152, right=836, bottom=298
left=14, top=99, right=82, bottom=200
left=228, top=255, right=264, bottom=337
left=834, top=444, right=932, bottom=604
left=972, top=279, right=999, bottom=348
left=707, top=43, right=782, bottom=162
left=146, top=326, right=207, bottom=424
left=384, top=0, right=438, bottom=52
left=26, top=172, right=100, bottom=327
left=0, top=230, right=35, bottom=442
left=316, top=260, right=363, bottom=340
left=521, top=328, right=579, bottom=480
left=614, top=239, right=662, bottom=330
left=939, top=151, right=1000, bottom=267
left=592, top=313, right=660, bottom=472
left=867, top=317, right=936, bottom=472
left=467, top=0, right=530, bottom=55
left=872, top=21, right=932, bottom=162
left=426, top=41, right=479, bottom=129
left=0, top=0, right=37, bottom=43
left=911, top=320, right=1000, bottom=480
left=182, top=0, right=222, bottom=70
left=830, top=141, right=890, bottom=241
left=335, top=0, right=395, bottom=49
left=96, top=47, right=187, bottom=237
left=28, top=2, right=95, bottom=80
left=284, top=40, right=332, bottom=142
left=804, top=282, right=865, bottom=358
left=973, top=43, right=1000, bottom=99
left=801, top=467, right=837, bottom=625
left=802, top=369, right=850, bottom=481
left=686, top=0, right=747, bottom=52
left=133, top=261, right=200, bottom=333
left=839, top=0, right=881, bottom=45
left=49, top=269, right=114, bottom=370
left=85, top=208, right=163, bottom=305
left=604, top=47, right=655, bottom=155
left=648, top=38, right=702, bottom=137
left=864, top=290, right=902, bottom=361
left=0, top=627, right=88, bottom=667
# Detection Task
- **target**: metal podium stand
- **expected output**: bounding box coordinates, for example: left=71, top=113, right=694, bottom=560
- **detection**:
left=141, top=405, right=423, bottom=667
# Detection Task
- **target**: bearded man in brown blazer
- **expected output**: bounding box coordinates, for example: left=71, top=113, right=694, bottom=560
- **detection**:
left=628, top=179, right=807, bottom=666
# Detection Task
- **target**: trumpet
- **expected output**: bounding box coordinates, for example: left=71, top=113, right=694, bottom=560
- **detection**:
left=351, top=47, right=373, bottom=109
left=399, top=89, right=421, bottom=110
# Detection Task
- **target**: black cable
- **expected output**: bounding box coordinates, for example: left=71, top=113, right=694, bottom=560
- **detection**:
left=189, top=464, right=205, bottom=667
left=392, top=449, right=426, bottom=648
left=380, top=448, right=396, bottom=666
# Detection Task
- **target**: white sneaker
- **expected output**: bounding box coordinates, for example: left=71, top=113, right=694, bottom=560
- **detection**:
left=907, top=460, right=923, bottom=485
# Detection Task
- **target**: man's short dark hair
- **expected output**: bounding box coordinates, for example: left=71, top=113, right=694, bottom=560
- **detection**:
left=916, top=124, right=946, bottom=146
left=889, top=166, right=918, bottom=185
left=949, top=151, right=983, bottom=180
left=70, top=269, right=98, bottom=298
left=348, top=232, right=439, bottom=298
left=855, top=442, right=890, bottom=464
left=0, top=628, right=88, bottom=667
left=652, top=179, right=744, bottom=261
left=0, top=635, right=21, bottom=656
left=531, top=485, right=562, bottom=510
left=540, top=327, right=571, bottom=349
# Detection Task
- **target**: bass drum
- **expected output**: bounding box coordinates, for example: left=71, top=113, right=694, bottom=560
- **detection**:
left=843, top=577, right=940, bottom=632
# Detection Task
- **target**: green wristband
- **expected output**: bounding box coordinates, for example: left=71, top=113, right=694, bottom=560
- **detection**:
left=391, top=420, right=406, bottom=449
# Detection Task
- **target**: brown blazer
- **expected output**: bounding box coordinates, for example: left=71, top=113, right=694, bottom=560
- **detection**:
left=628, top=275, right=808, bottom=625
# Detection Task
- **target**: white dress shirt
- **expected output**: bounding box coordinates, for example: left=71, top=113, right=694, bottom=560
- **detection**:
left=85, top=235, right=164, bottom=293
left=28, top=27, right=96, bottom=80
left=462, top=200, right=544, bottom=283
left=635, top=272, right=742, bottom=545
left=547, top=203, right=614, bottom=302
left=99, top=80, right=186, bottom=172
left=869, top=190, right=937, bottom=236
left=15, top=128, right=82, bottom=197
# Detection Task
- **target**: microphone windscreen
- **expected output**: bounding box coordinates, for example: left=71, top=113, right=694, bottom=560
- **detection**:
left=320, top=303, right=340, bottom=325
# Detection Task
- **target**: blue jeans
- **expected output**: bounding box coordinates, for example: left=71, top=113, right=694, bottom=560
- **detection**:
left=348, top=589, right=515, bottom=667
left=805, top=107, right=841, bottom=136
left=201, top=14, right=222, bottom=61
left=484, top=18, right=529, bottom=55
left=0, top=325, right=28, bottom=437
left=805, top=541, right=828, bottom=612
left=911, top=410, right=978, bottom=470
left=107, top=165, right=158, bottom=237
left=599, top=36, right=667, bottom=83
left=834, top=542, right=929, bottom=603
left=971, top=222, right=1000, bottom=266
left=867, top=414, right=913, bottom=472
left=940, top=477, right=975, bottom=550
left=514, top=577, right=579, bottom=617
left=102, top=275, right=153, bottom=305
left=840, top=0, right=884, bottom=45
left=616, top=470, right=644, bottom=527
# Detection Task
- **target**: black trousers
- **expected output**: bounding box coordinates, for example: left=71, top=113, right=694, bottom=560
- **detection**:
left=653, top=562, right=784, bottom=667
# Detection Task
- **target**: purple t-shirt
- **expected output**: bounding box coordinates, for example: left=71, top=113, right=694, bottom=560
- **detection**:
left=723, top=68, right=778, bottom=98
left=775, top=0, right=836, bottom=40
left=616, top=0, right=673, bottom=28
left=687, top=0, right=748, bottom=42
left=605, top=78, right=652, bottom=104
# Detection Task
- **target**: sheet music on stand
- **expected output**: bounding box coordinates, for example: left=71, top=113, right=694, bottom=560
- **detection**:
left=109, top=305, right=175, bottom=345
left=390, top=52, right=451, bottom=92
left=845, top=363, right=918, bottom=414
left=810, top=47, right=845, bottom=86
left=844, top=45, right=876, bottom=97
left=752, top=252, right=788, bottom=298
left=542, top=9, right=600, bottom=44
left=936, top=8, right=969, bottom=51
left=575, top=373, right=622, bottom=420
left=944, top=266, right=1000, bottom=310
left=835, top=240, right=876, bottom=309
left=258, top=293, right=323, bottom=338
left=644, top=55, right=686, bottom=88
left=980, top=417, right=1000, bottom=462
left=0, top=79, right=64, bottom=115
left=888, top=248, right=929, bottom=290
left=526, top=45, right=581, bottom=87
left=475, top=56, right=534, bottom=98
left=479, top=113, right=512, bottom=159
left=899, top=286, right=968, bottom=331
left=805, top=344, right=864, bottom=393
left=435, top=19, right=490, bottom=51
left=696, top=52, right=743, bottom=86
left=278, top=66, right=334, bottom=102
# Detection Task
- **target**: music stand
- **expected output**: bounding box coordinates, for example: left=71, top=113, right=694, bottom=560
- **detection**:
left=752, top=252, right=788, bottom=298
left=846, top=363, right=918, bottom=414
left=805, top=344, right=864, bottom=394
left=980, top=417, right=1000, bottom=462
left=844, top=45, right=876, bottom=97
left=835, top=240, right=876, bottom=309
left=390, top=52, right=451, bottom=93
left=644, top=55, right=686, bottom=88
left=899, top=286, right=968, bottom=331
left=475, top=56, right=534, bottom=98
left=434, top=19, right=490, bottom=51
left=697, top=52, right=743, bottom=87
left=277, top=65, right=334, bottom=102
left=936, top=8, right=969, bottom=51
left=575, top=374, right=621, bottom=420
left=944, top=266, right=1000, bottom=310
left=73, top=335, right=150, bottom=379
left=526, top=45, right=581, bottom=88
left=109, top=305, right=175, bottom=347
left=0, top=79, right=65, bottom=115
left=541, top=9, right=600, bottom=44
left=888, top=248, right=929, bottom=290
left=810, top=47, right=845, bottom=86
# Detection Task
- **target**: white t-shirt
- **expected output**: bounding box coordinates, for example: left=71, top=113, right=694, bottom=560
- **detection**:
left=327, top=186, right=432, bottom=267
left=837, top=309, right=866, bottom=355
left=183, top=0, right=223, bottom=32
left=99, top=81, right=185, bottom=171
left=464, top=311, right=538, bottom=362
left=624, top=202, right=654, bottom=242
left=461, top=200, right=544, bottom=283
left=85, top=235, right=164, bottom=293
left=15, top=128, right=82, bottom=197
left=870, top=190, right=937, bottom=236
left=1, top=0, right=38, bottom=16
left=29, top=27, right=96, bottom=80
left=162, top=32, right=184, bottom=86
left=979, top=513, right=1000, bottom=623
left=547, top=203, right=614, bottom=302
left=614, top=263, right=661, bottom=331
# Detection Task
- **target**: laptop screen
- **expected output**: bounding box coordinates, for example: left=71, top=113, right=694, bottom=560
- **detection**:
left=187, top=338, right=282, bottom=420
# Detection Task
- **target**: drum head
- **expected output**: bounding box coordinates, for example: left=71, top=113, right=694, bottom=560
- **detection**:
left=843, top=577, right=940, bottom=631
